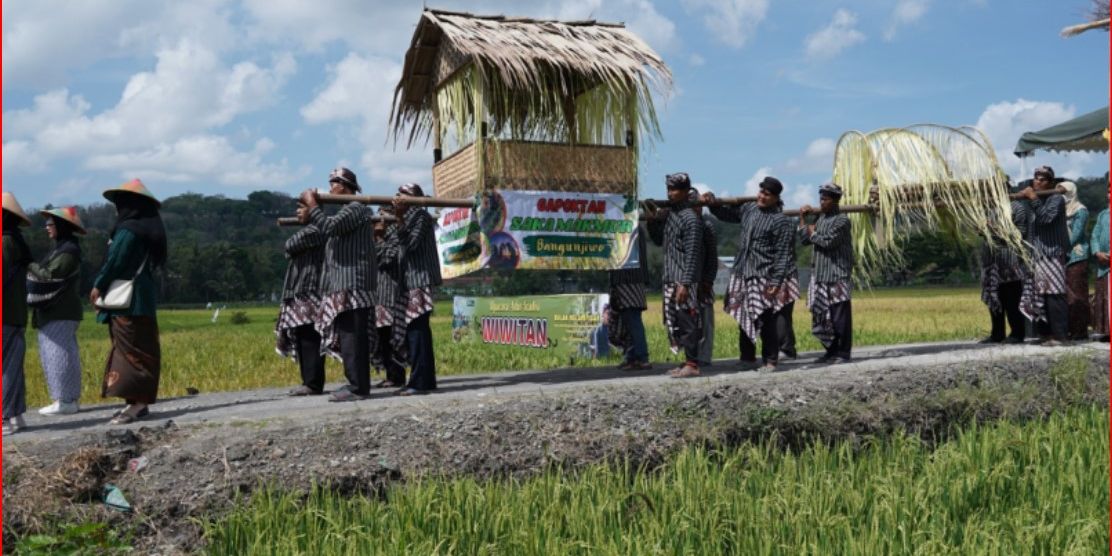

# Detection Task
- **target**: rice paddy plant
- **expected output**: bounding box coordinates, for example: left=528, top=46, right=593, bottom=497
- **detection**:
left=203, top=406, right=1110, bottom=555
left=21, top=287, right=992, bottom=408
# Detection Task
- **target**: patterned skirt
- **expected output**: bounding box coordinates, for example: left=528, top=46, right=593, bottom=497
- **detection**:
left=37, top=320, right=82, bottom=403
left=275, top=293, right=321, bottom=358
left=980, top=261, right=1026, bottom=314
left=374, top=287, right=435, bottom=370
left=807, top=277, right=851, bottom=349
left=1019, top=253, right=1067, bottom=323
left=609, top=282, right=647, bottom=312
left=316, top=289, right=376, bottom=360
left=662, top=283, right=702, bottom=354
left=724, top=272, right=800, bottom=341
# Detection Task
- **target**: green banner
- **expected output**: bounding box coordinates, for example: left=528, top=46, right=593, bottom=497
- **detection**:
left=451, top=293, right=611, bottom=361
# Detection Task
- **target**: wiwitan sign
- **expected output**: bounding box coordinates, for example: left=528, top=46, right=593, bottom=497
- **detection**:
left=451, top=293, right=611, bottom=362
left=436, top=190, right=640, bottom=278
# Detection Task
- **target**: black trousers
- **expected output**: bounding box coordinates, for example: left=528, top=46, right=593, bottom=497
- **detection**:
left=1036, top=294, right=1069, bottom=340
left=295, top=324, right=326, bottom=392
left=739, top=309, right=779, bottom=364
left=989, top=280, right=1026, bottom=341
left=376, top=326, right=406, bottom=386
left=826, top=300, right=853, bottom=359
left=405, top=312, right=437, bottom=391
left=777, top=301, right=797, bottom=356
left=335, top=308, right=371, bottom=395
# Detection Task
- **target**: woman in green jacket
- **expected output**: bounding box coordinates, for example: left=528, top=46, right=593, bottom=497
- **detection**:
left=3, top=192, right=34, bottom=435
left=28, top=207, right=86, bottom=416
left=89, top=180, right=166, bottom=425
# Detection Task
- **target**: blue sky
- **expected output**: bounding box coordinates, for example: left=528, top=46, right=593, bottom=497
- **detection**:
left=3, top=0, right=1109, bottom=211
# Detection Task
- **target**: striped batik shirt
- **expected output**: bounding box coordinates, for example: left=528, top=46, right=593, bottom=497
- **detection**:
left=609, top=228, right=648, bottom=311
left=984, top=200, right=1032, bottom=272
left=647, top=205, right=704, bottom=285
left=799, top=210, right=853, bottom=283
left=281, top=224, right=326, bottom=299
left=376, top=225, right=402, bottom=307
left=310, top=202, right=377, bottom=294
left=701, top=217, right=718, bottom=289
left=709, top=203, right=793, bottom=285
left=1028, top=195, right=1069, bottom=259
left=398, top=208, right=442, bottom=289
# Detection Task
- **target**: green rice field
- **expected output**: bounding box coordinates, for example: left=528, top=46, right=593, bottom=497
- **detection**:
left=203, top=406, right=1110, bottom=555
left=22, top=287, right=990, bottom=408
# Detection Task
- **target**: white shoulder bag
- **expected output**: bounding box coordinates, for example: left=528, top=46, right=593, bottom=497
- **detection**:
left=95, top=256, right=148, bottom=310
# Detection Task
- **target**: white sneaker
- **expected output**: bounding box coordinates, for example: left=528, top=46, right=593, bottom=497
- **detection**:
left=38, top=400, right=79, bottom=415
left=3, top=416, right=26, bottom=436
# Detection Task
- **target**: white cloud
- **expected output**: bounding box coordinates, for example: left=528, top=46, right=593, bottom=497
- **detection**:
left=243, top=0, right=678, bottom=54
left=2, top=0, right=237, bottom=90
left=883, top=0, right=929, bottom=41
left=689, top=53, right=706, bottom=66
left=785, top=138, right=836, bottom=173
left=974, top=98, right=1106, bottom=180
left=84, top=135, right=310, bottom=188
left=785, top=182, right=815, bottom=211
left=4, top=40, right=296, bottom=163
left=682, top=0, right=769, bottom=48
left=742, top=166, right=775, bottom=195
left=301, top=52, right=432, bottom=192
left=805, top=9, right=866, bottom=59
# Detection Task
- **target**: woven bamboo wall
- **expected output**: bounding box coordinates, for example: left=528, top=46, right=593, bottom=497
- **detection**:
left=432, top=142, right=479, bottom=198
left=485, top=141, right=636, bottom=194
left=433, top=140, right=638, bottom=197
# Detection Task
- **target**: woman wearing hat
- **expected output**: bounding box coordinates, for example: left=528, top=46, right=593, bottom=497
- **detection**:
left=3, top=192, right=34, bottom=435
left=28, top=207, right=86, bottom=415
left=89, top=179, right=167, bottom=424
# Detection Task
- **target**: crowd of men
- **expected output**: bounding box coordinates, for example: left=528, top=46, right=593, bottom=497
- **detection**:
left=609, top=167, right=1109, bottom=381
left=277, top=168, right=441, bottom=400
left=277, top=165, right=1108, bottom=398
left=611, top=172, right=854, bottom=378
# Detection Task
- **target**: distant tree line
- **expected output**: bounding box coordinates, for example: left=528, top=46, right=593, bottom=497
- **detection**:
left=22, top=174, right=1106, bottom=303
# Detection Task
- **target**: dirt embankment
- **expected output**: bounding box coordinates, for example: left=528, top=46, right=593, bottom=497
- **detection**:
left=2, top=347, right=1108, bottom=554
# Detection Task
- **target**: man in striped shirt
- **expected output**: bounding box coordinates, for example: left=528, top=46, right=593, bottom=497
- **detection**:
left=608, top=226, right=651, bottom=370
left=979, top=190, right=1032, bottom=344
left=703, top=177, right=798, bottom=372
left=799, top=183, right=854, bottom=363
left=1019, top=166, right=1070, bottom=345
left=300, top=167, right=377, bottom=401
left=278, top=202, right=327, bottom=396
left=392, top=183, right=442, bottom=395
left=696, top=193, right=718, bottom=368
left=646, top=172, right=705, bottom=378
left=372, top=205, right=406, bottom=389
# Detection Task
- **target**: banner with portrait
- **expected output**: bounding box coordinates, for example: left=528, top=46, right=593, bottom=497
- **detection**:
left=435, top=190, right=640, bottom=279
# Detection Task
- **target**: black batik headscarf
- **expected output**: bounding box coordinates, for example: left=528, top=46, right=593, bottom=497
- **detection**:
left=109, top=193, right=167, bottom=268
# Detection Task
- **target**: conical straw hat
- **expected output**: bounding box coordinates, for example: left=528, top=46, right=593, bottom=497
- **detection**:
left=2, top=192, right=32, bottom=226
left=103, top=178, right=160, bottom=207
left=40, top=206, right=86, bottom=235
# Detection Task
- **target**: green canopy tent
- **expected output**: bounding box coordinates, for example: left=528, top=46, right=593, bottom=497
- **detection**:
left=1014, top=106, right=1109, bottom=157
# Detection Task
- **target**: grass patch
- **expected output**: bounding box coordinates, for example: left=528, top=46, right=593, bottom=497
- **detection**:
left=202, top=406, right=1110, bottom=555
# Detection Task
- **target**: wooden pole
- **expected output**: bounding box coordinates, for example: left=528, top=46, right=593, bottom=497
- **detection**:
left=316, top=193, right=473, bottom=208
left=278, top=215, right=397, bottom=227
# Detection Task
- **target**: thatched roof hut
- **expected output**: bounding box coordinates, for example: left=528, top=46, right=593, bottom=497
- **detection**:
left=389, top=9, right=672, bottom=198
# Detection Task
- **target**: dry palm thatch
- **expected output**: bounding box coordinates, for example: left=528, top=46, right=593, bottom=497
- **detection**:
left=1062, top=0, right=1109, bottom=36
left=833, top=125, right=1024, bottom=283
left=389, top=9, right=672, bottom=150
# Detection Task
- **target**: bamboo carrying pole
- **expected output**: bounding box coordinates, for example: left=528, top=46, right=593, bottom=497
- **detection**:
left=316, top=193, right=473, bottom=208
left=277, top=215, right=397, bottom=227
